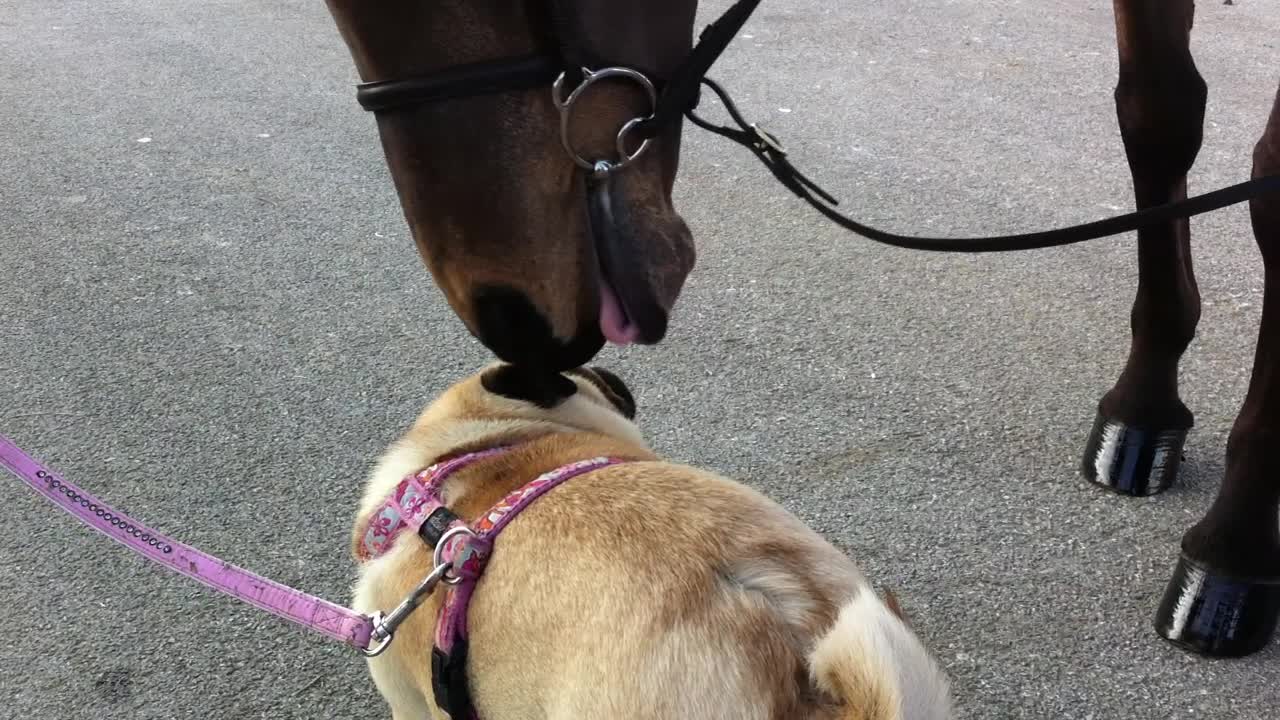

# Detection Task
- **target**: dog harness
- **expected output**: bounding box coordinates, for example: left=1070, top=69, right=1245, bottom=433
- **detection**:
left=356, top=446, right=627, bottom=719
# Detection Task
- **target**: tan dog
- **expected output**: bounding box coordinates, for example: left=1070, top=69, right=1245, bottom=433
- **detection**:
left=351, top=363, right=953, bottom=720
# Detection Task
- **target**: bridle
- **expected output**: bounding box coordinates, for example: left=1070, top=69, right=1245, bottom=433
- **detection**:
left=354, top=0, right=762, bottom=180
left=350, top=0, right=1280, bottom=253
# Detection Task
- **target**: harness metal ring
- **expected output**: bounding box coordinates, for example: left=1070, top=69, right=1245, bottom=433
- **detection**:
left=552, top=67, right=658, bottom=175
left=432, top=525, right=479, bottom=586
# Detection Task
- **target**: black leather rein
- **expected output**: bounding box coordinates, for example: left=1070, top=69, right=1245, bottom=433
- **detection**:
left=351, top=0, right=1280, bottom=253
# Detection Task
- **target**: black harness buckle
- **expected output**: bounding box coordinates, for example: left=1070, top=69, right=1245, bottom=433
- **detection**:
left=418, top=506, right=461, bottom=548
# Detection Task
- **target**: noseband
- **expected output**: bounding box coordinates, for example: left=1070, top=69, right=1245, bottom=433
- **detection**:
left=353, top=0, right=763, bottom=180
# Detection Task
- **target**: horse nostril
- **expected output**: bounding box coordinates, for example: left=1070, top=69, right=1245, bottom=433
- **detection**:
left=471, top=285, right=604, bottom=371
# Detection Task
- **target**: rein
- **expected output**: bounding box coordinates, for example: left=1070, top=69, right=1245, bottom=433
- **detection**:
left=688, top=77, right=1280, bottom=252
left=351, top=0, right=1280, bottom=252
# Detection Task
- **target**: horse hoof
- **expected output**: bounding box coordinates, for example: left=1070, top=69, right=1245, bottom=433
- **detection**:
left=1154, top=554, right=1280, bottom=657
left=1079, top=407, right=1187, bottom=496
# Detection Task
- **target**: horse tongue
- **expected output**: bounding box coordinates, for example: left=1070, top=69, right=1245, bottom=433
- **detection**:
left=599, top=281, right=641, bottom=346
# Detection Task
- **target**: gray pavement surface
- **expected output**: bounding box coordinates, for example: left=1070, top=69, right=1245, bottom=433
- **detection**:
left=3, top=0, right=1279, bottom=718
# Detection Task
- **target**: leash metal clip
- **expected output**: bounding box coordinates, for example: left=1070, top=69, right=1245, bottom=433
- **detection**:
left=750, top=123, right=786, bottom=156
left=362, top=562, right=451, bottom=657
left=362, top=526, right=480, bottom=657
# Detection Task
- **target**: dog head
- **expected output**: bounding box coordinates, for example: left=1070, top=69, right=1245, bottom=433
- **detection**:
left=395, top=362, right=646, bottom=463
left=480, top=363, right=636, bottom=421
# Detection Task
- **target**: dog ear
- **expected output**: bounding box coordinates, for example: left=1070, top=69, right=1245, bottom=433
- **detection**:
left=590, top=366, right=637, bottom=419
left=882, top=587, right=911, bottom=627
left=566, top=365, right=636, bottom=419
left=480, top=364, right=578, bottom=408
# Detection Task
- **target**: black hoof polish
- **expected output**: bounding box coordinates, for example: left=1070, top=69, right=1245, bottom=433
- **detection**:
left=1155, top=554, right=1280, bottom=658
left=1080, top=408, right=1188, bottom=496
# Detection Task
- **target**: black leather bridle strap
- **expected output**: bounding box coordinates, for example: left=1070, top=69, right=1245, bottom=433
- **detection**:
left=632, top=0, right=763, bottom=140
left=546, top=0, right=588, bottom=86
left=352, top=0, right=764, bottom=121
left=355, top=54, right=561, bottom=113
left=690, top=77, right=1280, bottom=253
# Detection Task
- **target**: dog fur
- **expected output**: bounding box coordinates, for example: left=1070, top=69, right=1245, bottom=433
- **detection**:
left=350, top=363, right=953, bottom=720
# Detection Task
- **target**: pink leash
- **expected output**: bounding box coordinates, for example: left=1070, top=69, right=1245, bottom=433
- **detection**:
left=1, top=426, right=628, bottom=706
left=1, top=432, right=380, bottom=654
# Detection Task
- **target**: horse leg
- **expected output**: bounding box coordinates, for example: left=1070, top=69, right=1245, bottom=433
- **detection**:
left=1154, top=85, right=1280, bottom=657
left=1081, top=0, right=1205, bottom=496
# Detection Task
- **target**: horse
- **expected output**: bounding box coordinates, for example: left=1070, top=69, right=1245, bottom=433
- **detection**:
left=321, top=0, right=1280, bottom=659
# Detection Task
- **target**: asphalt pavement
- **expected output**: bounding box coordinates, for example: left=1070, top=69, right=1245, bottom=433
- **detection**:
left=3, top=1, right=1279, bottom=718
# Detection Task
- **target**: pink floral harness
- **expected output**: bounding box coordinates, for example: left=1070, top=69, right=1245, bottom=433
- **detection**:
left=356, top=446, right=627, bottom=719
